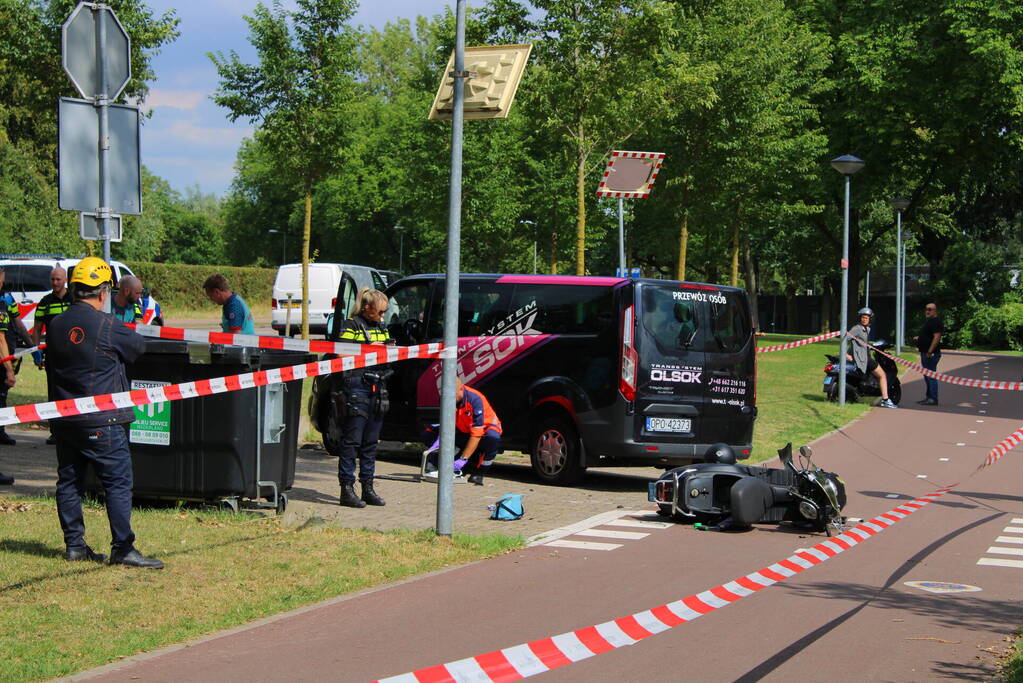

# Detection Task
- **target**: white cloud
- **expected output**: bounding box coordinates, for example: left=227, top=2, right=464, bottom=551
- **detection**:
left=146, top=119, right=252, bottom=147
left=145, top=89, right=207, bottom=110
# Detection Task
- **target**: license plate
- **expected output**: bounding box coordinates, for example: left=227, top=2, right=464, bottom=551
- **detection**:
left=646, top=417, right=691, bottom=433
left=823, top=376, right=833, bottom=385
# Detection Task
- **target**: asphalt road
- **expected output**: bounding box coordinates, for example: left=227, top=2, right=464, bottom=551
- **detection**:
left=63, top=350, right=1022, bottom=682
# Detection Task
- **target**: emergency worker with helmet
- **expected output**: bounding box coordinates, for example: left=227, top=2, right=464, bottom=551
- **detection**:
left=46, top=257, right=163, bottom=568
left=334, top=287, right=393, bottom=508
left=847, top=307, right=897, bottom=409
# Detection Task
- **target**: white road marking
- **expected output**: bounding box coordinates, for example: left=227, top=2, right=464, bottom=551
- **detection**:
left=969, top=430, right=977, bottom=434
left=1003, top=527, right=1023, bottom=534
left=982, top=393, right=989, bottom=396
left=939, top=458, right=950, bottom=462
left=605, top=518, right=672, bottom=529
left=916, top=474, right=928, bottom=479
left=985, top=546, right=1023, bottom=556
left=977, top=420, right=985, bottom=423
left=995, top=536, right=1023, bottom=545
left=979, top=410, right=987, bottom=414
left=956, top=442, right=966, bottom=446
left=1012, top=518, right=1023, bottom=524
left=575, top=529, right=650, bottom=540
left=546, top=539, right=622, bottom=551
left=527, top=509, right=650, bottom=546
left=977, top=558, right=1023, bottom=569
left=981, top=401, right=988, bottom=405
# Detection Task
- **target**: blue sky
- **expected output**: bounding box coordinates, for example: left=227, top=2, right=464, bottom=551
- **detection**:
left=141, top=1, right=456, bottom=197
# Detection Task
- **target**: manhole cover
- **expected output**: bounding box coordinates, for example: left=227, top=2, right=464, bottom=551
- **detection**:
left=904, top=581, right=982, bottom=594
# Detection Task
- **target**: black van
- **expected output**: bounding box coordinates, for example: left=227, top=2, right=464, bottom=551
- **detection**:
left=311, top=274, right=756, bottom=484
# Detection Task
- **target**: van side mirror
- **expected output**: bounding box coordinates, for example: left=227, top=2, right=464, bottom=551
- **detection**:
left=325, top=313, right=335, bottom=339
left=402, top=319, right=424, bottom=344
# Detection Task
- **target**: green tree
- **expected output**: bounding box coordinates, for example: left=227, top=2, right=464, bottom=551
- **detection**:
left=211, top=0, right=359, bottom=337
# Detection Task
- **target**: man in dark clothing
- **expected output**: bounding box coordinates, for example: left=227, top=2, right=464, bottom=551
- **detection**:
left=915, top=302, right=944, bottom=405
left=47, top=257, right=162, bottom=568
left=0, top=304, right=16, bottom=482
left=31, top=266, right=74, bottom=445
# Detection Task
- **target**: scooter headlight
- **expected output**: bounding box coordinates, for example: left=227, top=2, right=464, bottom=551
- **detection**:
left=799, top=500, right=819, bottom=520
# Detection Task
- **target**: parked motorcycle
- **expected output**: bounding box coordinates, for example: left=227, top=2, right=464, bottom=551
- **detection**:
left=822, top=339, right=901, bottom=405
left=649, top=443, right=847, bottom=535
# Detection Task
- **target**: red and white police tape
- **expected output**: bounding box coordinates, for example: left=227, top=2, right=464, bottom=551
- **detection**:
left=370, top=419, right=1023, bottom=683
left=0, top=344, right=43, bottom=365
left=0, top=341, right=442, bottom=427
left=756, top=330, right=840, bottom=354
left=847, top=335, right=1022, bottom=391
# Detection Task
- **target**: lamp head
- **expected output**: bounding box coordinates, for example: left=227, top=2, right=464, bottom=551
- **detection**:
left=830, top=154, right=865, bottom=176
left=888, top=197, right=911, bottom=211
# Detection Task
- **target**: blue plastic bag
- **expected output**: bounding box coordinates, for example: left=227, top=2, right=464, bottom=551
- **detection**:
left=490, top=494, right=524, bottom=521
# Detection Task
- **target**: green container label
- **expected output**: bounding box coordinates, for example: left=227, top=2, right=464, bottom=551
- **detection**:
left=129, top=379, right=171, bottom=446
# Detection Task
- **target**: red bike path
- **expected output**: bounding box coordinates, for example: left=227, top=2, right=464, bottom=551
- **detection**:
left=67, top=351, right=1023, bottom=682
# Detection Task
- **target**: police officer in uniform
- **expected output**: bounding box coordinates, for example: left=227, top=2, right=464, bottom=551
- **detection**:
left=335, top=288, right=393, bottom=508
left=47, top=257, right=162, bottom=567
left=31, top=266, right=74, bottom=445
left=0, top=303, right=17, bottom=482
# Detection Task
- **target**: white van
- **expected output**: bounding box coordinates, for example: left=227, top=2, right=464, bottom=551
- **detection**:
left=0, top=255, right=162, bottom=331
left=271, top=262, right=386, bottom=336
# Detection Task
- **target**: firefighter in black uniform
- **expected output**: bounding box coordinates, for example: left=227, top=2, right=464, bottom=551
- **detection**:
left=0, top=305, right=16, bottom=484
left=334, top=287, right=394, bottom=508
left=47, top=257, right=162, bottom=567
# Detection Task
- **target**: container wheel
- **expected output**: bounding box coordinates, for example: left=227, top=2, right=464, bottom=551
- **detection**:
left=219, top=498, right=240, bottom=514
left=529, top=416, right=585, bottom=485
left=276, top=493, right=288, bottom=515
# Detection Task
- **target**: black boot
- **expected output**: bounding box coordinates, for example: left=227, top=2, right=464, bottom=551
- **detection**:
left=339, top=482, right=366, bottom=508
left=468, top=472, right=485, bottom=486
left=361, top=481, right=386, bottom=506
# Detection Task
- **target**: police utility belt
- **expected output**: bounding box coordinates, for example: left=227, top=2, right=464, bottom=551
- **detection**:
left=334, top=369, right=391, bottom=419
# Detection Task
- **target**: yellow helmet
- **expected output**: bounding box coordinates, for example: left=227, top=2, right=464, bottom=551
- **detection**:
left=70, top=257, right=113, bottom=287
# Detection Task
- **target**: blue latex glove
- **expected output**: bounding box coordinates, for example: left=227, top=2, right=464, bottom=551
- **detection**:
left=31, top=350, right=44, bottom=366
left=453, top=458, right=467, bottom=472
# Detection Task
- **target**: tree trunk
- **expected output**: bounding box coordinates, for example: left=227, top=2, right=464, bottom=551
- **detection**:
left=301, top=180, right=312, bottom=340
left=742, top=235, right=759, bottom=332
left=729, top=209, right=740, bottom=287
left=550, top=230, right=558, bottom=275
left=676, top=211, right=688, bottom=281
left=785, top=291, right=797, bottom=334
left=575, top=146, right=587, bottom=276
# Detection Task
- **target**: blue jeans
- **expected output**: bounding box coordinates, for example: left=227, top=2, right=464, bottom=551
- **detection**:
left=920, top=352, right=940, bottom=401
left=337, top=389, right=383, bottom=484
left=54, top=423, right=136, bottom=553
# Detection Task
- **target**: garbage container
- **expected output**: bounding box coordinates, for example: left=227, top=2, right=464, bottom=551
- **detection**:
left=88, top=339, right=313, bottom=512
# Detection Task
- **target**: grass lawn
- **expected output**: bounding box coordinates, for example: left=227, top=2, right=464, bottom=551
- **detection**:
left=1005, top=629, right=1023, bottom=682
left=0, top=498, right=521, bottom=683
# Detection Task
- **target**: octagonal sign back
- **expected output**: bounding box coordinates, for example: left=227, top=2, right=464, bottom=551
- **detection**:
left=62, top=3, right=131, bottom=100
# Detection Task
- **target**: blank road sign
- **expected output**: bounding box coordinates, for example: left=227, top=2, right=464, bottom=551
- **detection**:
left=62, top=3, right=131, bottom=100
left=58, top=97, right=141, bottom=215
left=596, top=151, right=666, bottom=198
left=79, top=212, right=123, bottom=242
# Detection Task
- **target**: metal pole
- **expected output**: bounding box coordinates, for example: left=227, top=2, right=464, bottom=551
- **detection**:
left=617, top=197, right=626, bottom=275
left=838, top=174, right=851, bottom=407
left=864, top=270, right=870, bottom=308
left=399, top=232, right=404, bottom=274
left=436, top=0, right=466, bottom=537
left=282, top=232, right=286, bottom=264
left=533, top=240, right=537, bottom=274
left=95, top=6, right=111, bottom=265
left=895, top=211, right=902, bottom=354
left=901, top=231, right=908, bottom=353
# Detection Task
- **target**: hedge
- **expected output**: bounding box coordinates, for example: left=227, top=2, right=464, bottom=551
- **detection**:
left=124, top=261, right=276, bottom=313
left=959, top=302, right=1023, bottom=351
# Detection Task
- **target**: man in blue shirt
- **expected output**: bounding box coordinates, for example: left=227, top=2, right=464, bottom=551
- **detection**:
left=202, top=273, right=255, bottom=334
left=110, top=275, right=143, bottom=324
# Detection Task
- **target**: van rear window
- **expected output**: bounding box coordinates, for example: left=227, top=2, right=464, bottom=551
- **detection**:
left=640, top=285, right=750, bottom=354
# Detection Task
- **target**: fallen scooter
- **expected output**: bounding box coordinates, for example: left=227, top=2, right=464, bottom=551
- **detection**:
left=649, top=443, right=847, bottom=535
left=822, top=339, right=901, bottom=405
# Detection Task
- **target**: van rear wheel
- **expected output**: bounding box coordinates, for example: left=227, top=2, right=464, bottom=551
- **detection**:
left=530, top=417, right=584, bottom=485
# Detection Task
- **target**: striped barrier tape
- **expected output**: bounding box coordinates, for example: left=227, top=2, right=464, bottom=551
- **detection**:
left=847, top=336, right=1022, bottom=391
left=0, top=344, right=44, bottom=365
left=128, top=322, right=395, bottom=358
left=756, top=330, right=840, bottom=354
left=372, top=417, right=1023, bottom=683
left=0, top=342, right=442, bottom=427
left=372, top=489, right=953, bottom=683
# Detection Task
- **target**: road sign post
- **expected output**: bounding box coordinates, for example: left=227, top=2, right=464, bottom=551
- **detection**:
left=595, top=151, right=665, bottom=275
left=60, top=2, right=139, bottom=264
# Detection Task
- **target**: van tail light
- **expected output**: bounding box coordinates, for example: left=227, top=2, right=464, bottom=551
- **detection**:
left=619, top=304, right=637, bottom=401
left=331, top=297, right=337, bottom=309
left=271, top=298, right=277, bottom=310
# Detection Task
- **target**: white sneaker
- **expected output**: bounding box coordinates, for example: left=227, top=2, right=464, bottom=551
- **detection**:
left=879, top=399, right=897, bottom=408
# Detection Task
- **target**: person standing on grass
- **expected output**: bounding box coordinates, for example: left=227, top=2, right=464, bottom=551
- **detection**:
left=0, top=301, right=18, bottom=481
left=47, top=257, right=162, bottom=568
left=202, top=273, right=255, bottom=334
left=916, top=302, right=943, bottom=405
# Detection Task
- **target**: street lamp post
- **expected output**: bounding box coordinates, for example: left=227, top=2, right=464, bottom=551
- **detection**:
left=830, top=154, right=865, bottom=407
left=394, top=225, right=406, bottom=274
left=888, top=197, right=910, bottom=355
left=267, top=229, right=285, bottom=264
